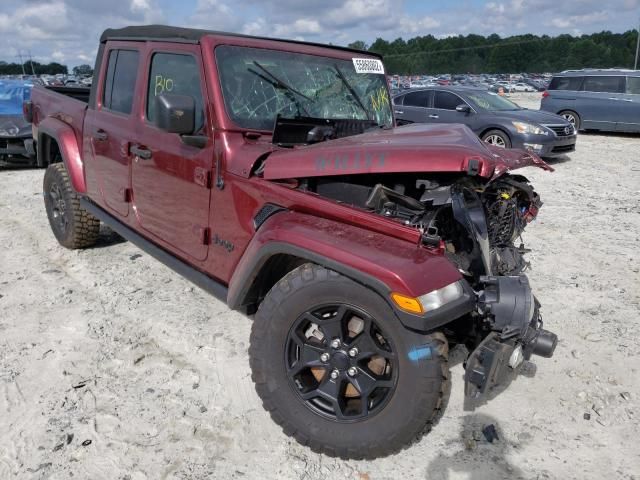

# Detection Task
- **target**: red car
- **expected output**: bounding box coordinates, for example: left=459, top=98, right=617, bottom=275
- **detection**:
left=27, top=25, right=557, bottom=459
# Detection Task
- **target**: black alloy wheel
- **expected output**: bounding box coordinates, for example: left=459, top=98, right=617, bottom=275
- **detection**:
left=285, top=303, right=397, bottom=421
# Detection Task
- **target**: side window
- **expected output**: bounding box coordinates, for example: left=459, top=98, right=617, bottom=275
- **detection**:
left=548, top=76, right=583, bottom=91
left=434, top=91, right=463, bottom=110
left=147, top=53, right=204, bottom=130
left=102, top=49, right=139, bottom=114
left=402, top=91, right=428, bottom=107
left=582, top=76, right=624, bottom=94
left=626, top=77, right=640, bottom=95
left=393, top=95, right=404, bottom=106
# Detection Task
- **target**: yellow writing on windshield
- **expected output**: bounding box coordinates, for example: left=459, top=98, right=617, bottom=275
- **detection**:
left=370, top=87, right=389, bottom=111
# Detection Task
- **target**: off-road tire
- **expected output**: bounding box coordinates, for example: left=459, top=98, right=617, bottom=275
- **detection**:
left=249, top=263, right=450, bottom=459
left=481, top=129, right=512, bottom=148
left=43, top=163, right=100, bottom=249
left=558, top=110, right=581, bottom=131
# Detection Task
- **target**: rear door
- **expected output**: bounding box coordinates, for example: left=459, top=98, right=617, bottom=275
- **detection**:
left=394, top=90, right=430, bottom=124
left=84, top=47, right=141, bottom=217
left=616, top=76, right=640, bottom=132
left=579, top=75, right=625, bottom=130
left=130, top=45, right=213, bottom=261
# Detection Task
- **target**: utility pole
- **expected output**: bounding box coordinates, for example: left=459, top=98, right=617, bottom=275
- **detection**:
left=635, top=18, right=640, bottom=70
left=28, top=51, right=36, bottom=76
left=16, top=53, right=26, bottom=75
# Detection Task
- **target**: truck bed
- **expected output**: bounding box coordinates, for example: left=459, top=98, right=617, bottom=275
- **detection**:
left=31, top=85, right=90, bottom=153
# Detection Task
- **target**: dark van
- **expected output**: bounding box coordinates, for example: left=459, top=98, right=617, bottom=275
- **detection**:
left=540, top=69, right=640, bottom=133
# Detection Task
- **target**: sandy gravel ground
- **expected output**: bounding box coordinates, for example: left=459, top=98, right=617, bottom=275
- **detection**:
left=1, top=93, right=639, bottom=479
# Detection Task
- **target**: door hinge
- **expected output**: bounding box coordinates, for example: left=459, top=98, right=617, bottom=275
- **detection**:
left=202, top=227, right=211, bottom=245
left=206, top=170, right=213, bottom=189
left=123, top=188, right=133, bottom=203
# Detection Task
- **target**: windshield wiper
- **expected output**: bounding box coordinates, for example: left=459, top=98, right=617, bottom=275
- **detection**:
left=333, top=65, right=371, bottom=121
left=248, top=61, right=312, bottom=117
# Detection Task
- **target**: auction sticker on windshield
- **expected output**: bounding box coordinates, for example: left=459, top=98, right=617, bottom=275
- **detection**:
left=352, top=58, right=385, bottom=74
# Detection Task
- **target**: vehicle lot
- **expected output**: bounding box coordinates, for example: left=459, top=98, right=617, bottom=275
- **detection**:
left=1, top=93, right=638, bottom=479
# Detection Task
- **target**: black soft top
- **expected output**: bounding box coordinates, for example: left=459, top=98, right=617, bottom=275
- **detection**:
left=99, top=24, right=377, bottom=57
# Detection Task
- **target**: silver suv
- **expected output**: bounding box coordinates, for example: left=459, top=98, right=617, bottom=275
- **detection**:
left=540, top=69, right=640, bottom=133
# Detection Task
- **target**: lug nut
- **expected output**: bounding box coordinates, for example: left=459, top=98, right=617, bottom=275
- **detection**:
left=330, top=369, right=340, bottom=380
left=347, top=367, right=358, bottom=377
left=348, top=347, right=358, bottom=358
left=320, top=353, right=330, bottom=362
left=330, top=338, right=341, bottom=349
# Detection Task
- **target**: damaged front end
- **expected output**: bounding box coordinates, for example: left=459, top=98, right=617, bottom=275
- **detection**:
left=290, top=162, right=557, bottom=405
left=258, top=121, right=558, bottom=405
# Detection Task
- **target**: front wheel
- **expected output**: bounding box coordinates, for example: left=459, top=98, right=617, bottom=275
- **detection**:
left=249, top=264, right=450, bottom=459
left=482, top=129, right=511, bottom=148
left=558, top=110, right=581, bottom=131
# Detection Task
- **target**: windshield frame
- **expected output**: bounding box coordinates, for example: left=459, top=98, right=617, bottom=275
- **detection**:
left=212, top=43, right=393, bottom=133
left=464, top=90, right=523, bottom=112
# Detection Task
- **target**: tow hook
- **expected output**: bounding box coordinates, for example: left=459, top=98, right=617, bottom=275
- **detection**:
left=464, top=275, right=558, bottom=403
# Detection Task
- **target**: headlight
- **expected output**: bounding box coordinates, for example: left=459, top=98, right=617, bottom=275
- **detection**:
left=391, top=280, right=465, bottom=314
left=512, top=121, right=548, bottom=135
left=0, top=123, right=19, bottom=136
left=418, top=281, right=465, bottom=311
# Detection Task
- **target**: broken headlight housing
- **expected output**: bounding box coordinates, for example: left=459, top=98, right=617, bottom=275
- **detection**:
left=418, top=280, right=465, bottom=311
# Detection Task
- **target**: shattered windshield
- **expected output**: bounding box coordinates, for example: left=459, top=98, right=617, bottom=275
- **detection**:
left=0, top=81, right=32, bottom=116
left=465, top=91, right=522, bottom=111
left=215, top=45, right=393, bottom=131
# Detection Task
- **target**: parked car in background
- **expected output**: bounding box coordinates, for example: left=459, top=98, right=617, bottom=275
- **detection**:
left=512, top=82, right=535, bottom=92
left=0, top=80, right=36, bottom=166
left=541, top=69, right=640, bottom=132
left=393, top=86, right=577, bottom=157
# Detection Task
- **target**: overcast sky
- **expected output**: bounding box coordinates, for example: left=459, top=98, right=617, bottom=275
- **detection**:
left=1, top=0, right=638, bottom=67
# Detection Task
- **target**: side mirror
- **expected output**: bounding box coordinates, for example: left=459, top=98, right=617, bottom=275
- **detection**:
left=154, top=94, right=195, bottom=135
left=456, top=104, right=471, bottom=114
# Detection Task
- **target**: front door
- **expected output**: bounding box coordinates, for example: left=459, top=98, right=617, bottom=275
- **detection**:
left=131, top=47, right=213, bottom=262
left=429, top=90, right=470, bottom=125
left=85, top=48, right=141, bottom=217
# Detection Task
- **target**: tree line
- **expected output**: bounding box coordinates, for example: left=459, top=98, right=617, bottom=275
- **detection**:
left=348, top=30, right=639, bottom=74
left=0, top=60, right=68, bottom=75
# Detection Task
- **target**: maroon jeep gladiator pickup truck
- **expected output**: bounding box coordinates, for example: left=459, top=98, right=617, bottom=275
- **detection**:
left=27, top=25, right=557, bottom=459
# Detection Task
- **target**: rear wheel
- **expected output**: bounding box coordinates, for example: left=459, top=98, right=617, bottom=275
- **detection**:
left=249, top=263, right=450, bottom=459
left=43, top=163, right=100, bottom=249
left=559, top=110, right=580, bottom=131
left=482, top=129, right=511, bottom=148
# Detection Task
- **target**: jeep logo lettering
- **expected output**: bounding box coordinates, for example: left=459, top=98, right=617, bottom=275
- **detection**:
left=315, top=151, right=386, bottom=172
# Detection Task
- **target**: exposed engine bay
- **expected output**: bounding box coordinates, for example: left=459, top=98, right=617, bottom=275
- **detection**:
left=299, top=172, right=541, bottom=285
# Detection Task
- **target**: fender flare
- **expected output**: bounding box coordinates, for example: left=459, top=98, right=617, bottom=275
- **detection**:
left=227, top=211, right=472, bottom=332
left=37, top=117, right=86, bottom=193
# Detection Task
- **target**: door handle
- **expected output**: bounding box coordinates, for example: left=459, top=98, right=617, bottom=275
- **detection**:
left=428, top=114, right=439, bottom=119
left=93, top=129, right=108, bottom=141
left=130, top=145, right=152, bottom=160
left=394, top=110, right=404, bottom=114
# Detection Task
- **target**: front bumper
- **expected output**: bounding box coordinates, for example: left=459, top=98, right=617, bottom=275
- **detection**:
left=464, top=275, right=557, bottom=405
left=512, top=132, right=577, bottom=158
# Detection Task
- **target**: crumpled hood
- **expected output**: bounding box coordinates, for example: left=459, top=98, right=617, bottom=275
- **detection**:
left=0, top=114, right=31, bottom=138
left=262, top=123, right=552, bottom=180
